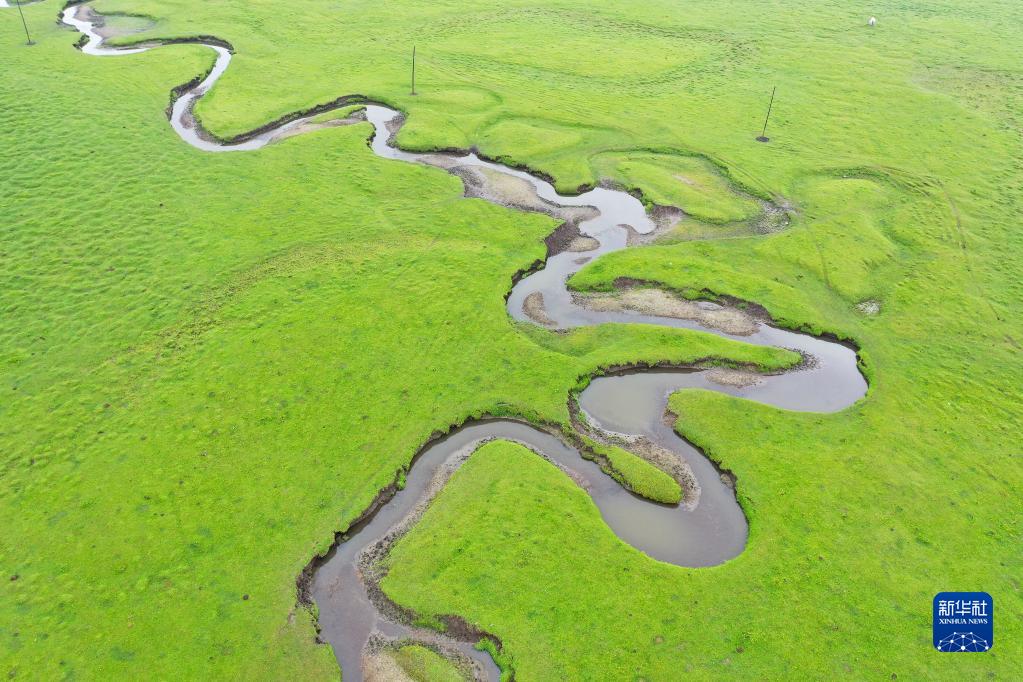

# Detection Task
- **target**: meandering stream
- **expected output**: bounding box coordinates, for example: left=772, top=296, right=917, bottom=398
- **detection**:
left=46, top=5, right=868, bottom=679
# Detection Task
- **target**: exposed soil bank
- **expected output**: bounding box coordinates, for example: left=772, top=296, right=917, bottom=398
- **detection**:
left=575, top=287, right=758, bottom=336
left=56, top=6, right=869, bottom=681
left=522, top=292, right=554, bottom=326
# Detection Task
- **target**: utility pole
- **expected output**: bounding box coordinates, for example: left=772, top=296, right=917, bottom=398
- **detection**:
left=410, top=45, right=416, bottom=95
left=756, top=86, right=776, bottom=142
left=16, top=0, right=34, bottom=46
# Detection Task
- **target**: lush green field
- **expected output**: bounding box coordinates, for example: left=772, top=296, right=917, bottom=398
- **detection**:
left=3, top=0, right=1022, bottom=680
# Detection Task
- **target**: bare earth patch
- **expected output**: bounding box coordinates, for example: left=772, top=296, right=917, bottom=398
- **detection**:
left=448, top=165, right=598, bottom=228
left=362, top=635, right=475, bottom=682
left=856, top=299, right=881, bottom=315
left=523, top=292, right=555, bottom=326
left=575, top=288, right=758, bottom=336
left=750, top=200, right=792, bottom=234
left=363, top=649, right=415, bottom=682
left=270, top=109, right=366, bottom=142
left=567, top=236, right=600, bottom=252
left=414, top=153, right=460, bottom=169
left=706, top=367, right=764, bottom=388
left=626, top=205, right=685, bottom=245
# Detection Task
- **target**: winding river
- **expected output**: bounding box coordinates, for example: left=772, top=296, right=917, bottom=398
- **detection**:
left=41, top=4, right=868, bottom=679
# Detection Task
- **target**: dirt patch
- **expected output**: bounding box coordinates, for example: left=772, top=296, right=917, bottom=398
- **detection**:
left=750, top=200, right=792, bottom=234
left=363, top=647, right=415, bottom=682
left=523, top=292, right=555, bottom=326
left=415, top=153, right=461, bottom=169
left=856, top=299, right=880, bottom=315
left=270, top=109, right=367, bottom=142
left=447, top=165, right=598, bottom=238
left=575, top=287, right=758, bottom=336
left=706, top=368, right=763, bottom=388
left=384, top=112, right=405, bottom=146
left=454, top=165, right=547, bottom=211
left=544, top=221, right=582, bottom=256
left=567, top=236, right=600, bottom=252
left=626, top=205, right=685, bottom=246
left=364, top=634, right=477, bottom=682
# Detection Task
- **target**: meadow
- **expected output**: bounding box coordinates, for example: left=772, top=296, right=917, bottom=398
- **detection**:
left=2, top=0, right=1021, bottom=679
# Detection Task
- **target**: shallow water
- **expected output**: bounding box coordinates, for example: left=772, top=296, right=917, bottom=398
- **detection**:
left=51, top=7, right=868, bottom=680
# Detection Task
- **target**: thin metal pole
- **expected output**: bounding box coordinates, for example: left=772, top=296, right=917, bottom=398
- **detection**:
left=411, top=45, right=416, bottom=95
left=757, top=86, right=776, bottom=142
left=16, top=0, right=34, bottom=45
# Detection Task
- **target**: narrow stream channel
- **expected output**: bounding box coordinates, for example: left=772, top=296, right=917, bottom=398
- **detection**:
left=51, top=5, right=868, bottom=680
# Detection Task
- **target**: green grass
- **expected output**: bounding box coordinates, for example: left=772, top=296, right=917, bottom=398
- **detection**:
left=586, top=440, right=682, bottom=505
left=0, top=4, right=793, bottom=678
left=3, top=0, right=1022, bottom=679
left=591, top=152, right=761, bottom=223
left=97, top=12, right=156, bottom=35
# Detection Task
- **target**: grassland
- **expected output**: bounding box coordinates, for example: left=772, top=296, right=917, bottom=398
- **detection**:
left=3, top=0, right=1022, bottom=679
left=1, top=2, right=792, bottom=678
